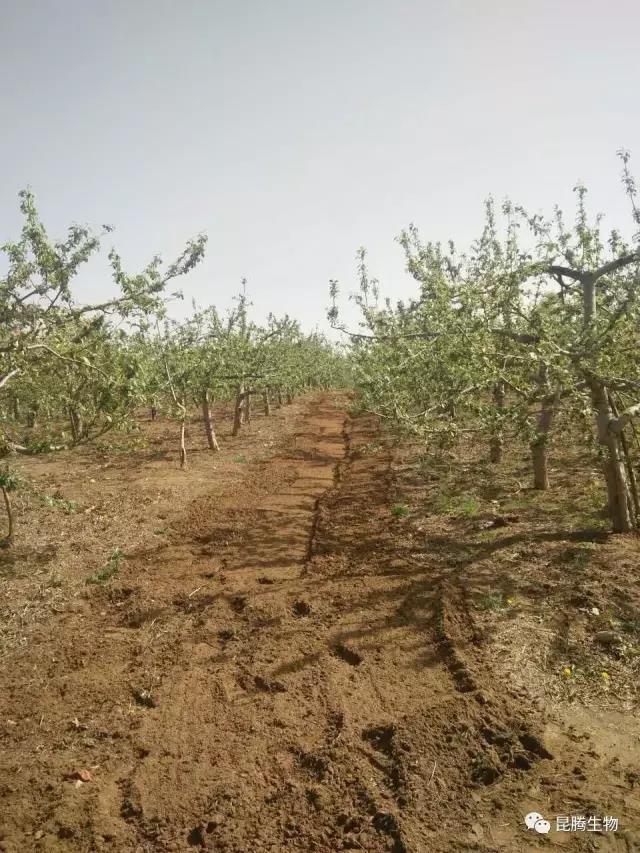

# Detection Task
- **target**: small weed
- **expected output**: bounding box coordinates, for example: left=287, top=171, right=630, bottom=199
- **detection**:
left=475, top=592, right=510, bottom=612
left=433, top=492, right=480, bottom=517
left=570, top=484, right=608, bottom=524
left=391, top=503, right=410, bottom=518
left=95, top=438, right=148, bottom=452
left=24, top=441, right=55, bottom=454
left=0, top=469, right=21, bottom=491
left=346, top=400, right=367, bottom=417
left=354, top=441, right=382, bottom=457
left=40, top=494, right=78, bottom=514
left=500, top=496, right=529, bottom=513
left=153, top=527, right=168, bottom=535
left=86, top=548, right=123, bottom=585
left=458, top=495, right=480, bottom=517
left=554, top=543, right=596, bottom=569
left=619, top=617, right=640, bottom=635
left=448, top=548, right=475, bottom=568
left=233, top=455, right=247, bottom=464
left=608, top=613, right=640, bottom=637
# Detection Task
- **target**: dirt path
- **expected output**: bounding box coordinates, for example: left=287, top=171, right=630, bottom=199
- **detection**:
left=0, top=395, right=638, bottom=852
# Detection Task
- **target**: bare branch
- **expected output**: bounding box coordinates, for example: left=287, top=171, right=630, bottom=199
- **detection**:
left=331, top=323, right=439, bottom=341
left=0, top=369, right=21, bottom=391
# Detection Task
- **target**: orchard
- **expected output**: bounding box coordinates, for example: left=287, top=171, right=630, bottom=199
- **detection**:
left=2, top=158, right=640, bottom=851
left=0, top=192, right=348, bottom=542
left=330, top=152, right=640, bottom=533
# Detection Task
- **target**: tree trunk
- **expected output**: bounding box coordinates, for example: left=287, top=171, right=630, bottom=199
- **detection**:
left=150, top=404, right=157, bottom=421
left=232, top=386, right=244, bottom=436
left=277, top=390, right=283, bottom=407
left=12, top=397, right=20, bottom=421
left=608, top=391, right=640, bottom=523
left=590, top=380, right=635, bottom=532
left=531, top=443, right=549, bottom=491
left=489, top=382, right=505, bottom=463
left=263, top=390, right=271, bottom=416
left=201, top=389, right=219, bottom=451
left=244, top=390, right=252, bottom=423
left=1, top=486, right=13, bottom=545
left=69, top=407, right=84, bottom=444
left=579, top=271, right=636, bottom=531
left=26, top=409, right=37, bottom=428
left=240, top=383, right=247, bottom=423
left=286, top=392, right=293, bottom=405
left=179, top=417, right=187, bottom=468
left=531, top=392, right=559, bottom=490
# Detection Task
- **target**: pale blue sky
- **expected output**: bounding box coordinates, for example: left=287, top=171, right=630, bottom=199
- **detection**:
left=1, top=0, right=639, bottom=333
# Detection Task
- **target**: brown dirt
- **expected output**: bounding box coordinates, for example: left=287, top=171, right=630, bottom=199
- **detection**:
left=0, top=394, right=638, bottom=852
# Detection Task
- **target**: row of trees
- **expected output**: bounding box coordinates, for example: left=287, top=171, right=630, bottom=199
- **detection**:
left=330, top=153, right=640, bottom=533
left=0, top=191, right=348, bottom=543
left=142, top=291, right=349, bottom=467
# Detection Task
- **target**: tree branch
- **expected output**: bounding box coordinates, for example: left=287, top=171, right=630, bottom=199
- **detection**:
left=547, top=265, right=583, bottom=282
left=489, top=328, right=541, bottom=345
left=25, top=344, right=109, bottom=378
left=609, top=402, right=640, bottom=433
left=0, top=369, right=21, bottom=391
left=331, top=323, right=439, bottom=341
left=594, top=253, right=640, bottom=280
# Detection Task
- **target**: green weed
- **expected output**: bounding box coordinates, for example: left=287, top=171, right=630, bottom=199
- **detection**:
left=0, top=470, right=21, bottom=491
left=474, top=591, right=511, bottom=611
left=86, top=548, right=123, bottom=585
left=391, top=504, right=410, bottom=518
left=40, top=494, right=78, bottom=514
left=433, top=491, right=480, bottom=517
left=555, top=543, right=596, bottom=569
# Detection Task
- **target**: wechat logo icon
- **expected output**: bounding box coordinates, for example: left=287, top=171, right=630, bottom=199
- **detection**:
left=525, top=812, right=551, bottom=834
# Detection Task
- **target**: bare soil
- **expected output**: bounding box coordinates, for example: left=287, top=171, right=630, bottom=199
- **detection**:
left=0, top=394, right=638, bottom=852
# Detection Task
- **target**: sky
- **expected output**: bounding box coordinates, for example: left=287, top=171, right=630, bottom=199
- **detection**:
left=1, top=0, right=639, bottom=336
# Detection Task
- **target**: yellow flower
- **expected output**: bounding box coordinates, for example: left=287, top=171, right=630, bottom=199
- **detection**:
left=601, top=671, right=610, bottom=680
left=563, top=667, right=572, bottom=677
